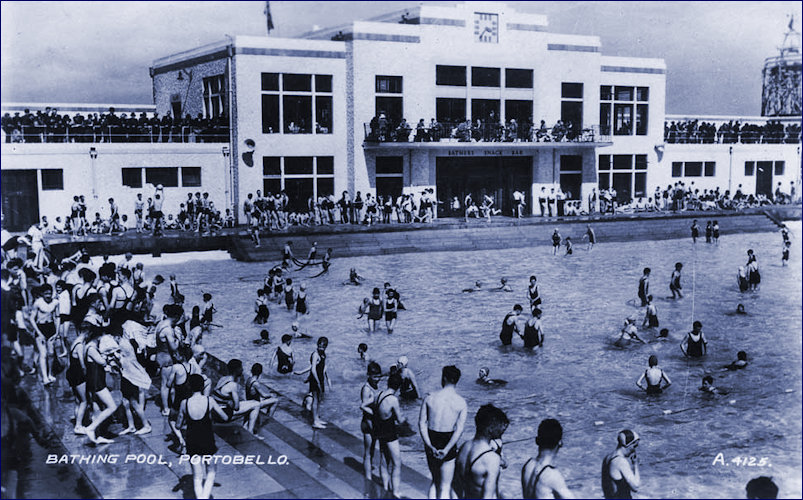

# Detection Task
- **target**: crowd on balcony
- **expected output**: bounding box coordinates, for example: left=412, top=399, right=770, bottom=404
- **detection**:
left=366, top=113, right=597, bottom=143
left=1, top=107, right=229, bottom=144
left=664, top=119, right=801, bottom=144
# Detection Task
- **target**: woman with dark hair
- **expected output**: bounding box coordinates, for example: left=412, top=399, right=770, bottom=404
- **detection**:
left=82, top=315, right=118, bottom=444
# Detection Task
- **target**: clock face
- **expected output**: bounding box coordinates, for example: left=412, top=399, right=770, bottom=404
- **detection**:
left=474, top=12, right=498, bottom=43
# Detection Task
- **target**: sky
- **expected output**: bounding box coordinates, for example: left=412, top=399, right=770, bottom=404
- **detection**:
left=0, top=1, right=798, bottom=115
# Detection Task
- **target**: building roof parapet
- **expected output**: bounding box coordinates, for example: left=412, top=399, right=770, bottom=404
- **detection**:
left=152, top=40, right=231, bottom=70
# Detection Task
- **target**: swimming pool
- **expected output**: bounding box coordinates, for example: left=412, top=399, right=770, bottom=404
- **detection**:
left=147, top=221, right=802, bottom=498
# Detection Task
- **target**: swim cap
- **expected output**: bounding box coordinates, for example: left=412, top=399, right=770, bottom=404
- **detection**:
left=617, top=429, right=639, bottom=447
left=291, top=321, right=299, bottom=330
left=398, top=356, right=408, bottom=367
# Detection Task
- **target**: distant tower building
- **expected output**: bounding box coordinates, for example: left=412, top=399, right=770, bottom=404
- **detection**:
left=762, top=15, right=802, bottom=116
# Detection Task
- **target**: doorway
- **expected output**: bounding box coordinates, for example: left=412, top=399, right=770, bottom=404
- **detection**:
left=1, top=170, right=39, bottom=231
left=436, top=157, right=531, bottom=217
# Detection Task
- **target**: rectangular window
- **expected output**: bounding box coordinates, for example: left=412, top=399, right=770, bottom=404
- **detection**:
left=317, top=156, right=334, bottom=175
left=376, top=156, right=404, bottom=175
left=283, top=95, right=312, bottom=133
left=261, top=73, right=279, bottom=91
left=375, top=96, right=404, bottom=124
left=283, top=73, right=311, bottom=92
left=600, top=85, right=612, bottom=101
left=284, top=157, right=313, bottom=175
left=599, top=155, right=611, bottom=170
left=316, top=177, right=334, bottom=198
left=315, top=74, right=332, bottom=93
left=684, top=161, right=703, bottom=177
left=634, top=172, right=647, bottom=198
left=600, top=103, right=612, bottom=135
left=560, top=155, right=583, bottom=172
left=41, top=169, right=63, bottom=190
left=202, top=75, right=226, bottom=118
left=471, top=99, right=500, bottom=122
left=315, top=96, right=332, bottom=133
left=261, top=94, right=279, bottom=134
left=181, top=167, right=202, bottom=187
left=613, top=155, right=632, bottom=170
left=745, top=161, right=755, bottom=176
left=637, top=87, right=649, bottom=102
left=635, top=155, right=648, bottom=170
left=615, top=86, right=634, bottom=101
left=122, top=167, right=143, bottom=188
left=704, top=161, right=716, bottom=177
left=672, top=162, right=683, bottom=177
left=145, top=167, right=178, bottom=187
left=263, top=157, right=281, bottom=176
left=562, top=82, right=583, bottom=99
left=614, top=104, right=633, bottom=135
left=471, top=67, right=500, bottom=87
left=635, top=104, right=648, bottom=135
left=505, top=68, right=533, bottom=88
left=284, top=178, right=313, bottom=211
left=775, top=161, right=785, bottom=175
left=598, top=172, right=611, bottom=190
left=263, top=178, right=281, bottom=195
left=376, top=76, right=403, bottom=94
left=436, top=98, right=466, bottom=123
left=436, top=65, right=467, bottom=86
left=504, top=100, right=533, bottom=128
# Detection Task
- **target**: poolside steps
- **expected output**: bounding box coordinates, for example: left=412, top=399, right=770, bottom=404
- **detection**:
left=19, top=369, right=431, bottom=499
left=228, top=213, right=780, bottom=261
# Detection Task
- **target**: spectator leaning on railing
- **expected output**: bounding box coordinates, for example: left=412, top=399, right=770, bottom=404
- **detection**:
left=664, top=119, right=801, bottom=144
left=1, top=106, right=229, bottom=143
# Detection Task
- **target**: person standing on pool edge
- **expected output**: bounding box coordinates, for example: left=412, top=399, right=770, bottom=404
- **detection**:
left=601, top=429, right=641, bottom=499
left=419, top=365, right=468, bottom=499
left=638, top=268, right=651, bottom=307
left=521, top=418, right=574, bottom=499
left=453, top=404, right=509, bottom=499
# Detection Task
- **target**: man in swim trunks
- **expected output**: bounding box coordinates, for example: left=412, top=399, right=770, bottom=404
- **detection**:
left=638, top=268, right=650, bottom=307
left=636, top=355, right=671, bottom=395
left=453, top=404, right=509, bottom=499
left=521, top=418, right=574, bottom=499
left=419, top=365, right=468, bottom=499
left=601, top=429, right=641, bottom=499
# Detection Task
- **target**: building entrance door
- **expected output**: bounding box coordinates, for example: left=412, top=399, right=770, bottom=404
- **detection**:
left=755, top=161, right=773, bottom=197
left=436, top=157, right=531, bottom=217
left=1, top=170, right=39, bottom=231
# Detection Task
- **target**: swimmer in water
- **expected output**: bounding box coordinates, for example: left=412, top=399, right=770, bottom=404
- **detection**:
left=397, top=356, right=420, bottom=401
left=636, top=355, right=671, bottom=395
left=463, top=281, right=483, bottom=293
left=723, top=350, right=748, bottom=371
left=551, top=229, right=561, bottom=256
left=736, top=303, right=747, bottom=315
left=348, top=268, right=365, bottom=286
left=365, top=288, right=384, bottom=333
left=493, top=278, right=512, bottom=292
left=564, top=237, right=573, bottom=256
left=269, top=334, right=295, bottom=374
left=638, top=268, right=651, bottom=307
left=522, top=308, right=544, bottom=349
left=583, top=224, right=596, bottom=251
left=681, top=321, right=707, bottom=358
left=616, top=317, right=645, bottom=346
left=669, top=262, right=683, bottom=299
left=737, top=266, right=749, bottom=293
left=699, top=375, right=729, bottom=395
left=290, top=321, right=311, bottom=339
left=499, top=305, right=523, bottom=346
left=656, top=328, right=670, bottom=340
left=782, top=240, right=791, bottom=266
left=358, top=343, right=368, bottom=360
left=527, top=275, right=542, bottom=310
left=282, top=241, right=294, bottom=269
left=476, top=367, right=508, bottom=386
left=253, top=329, right=270, bottom=345
left=642, top=295, right=658, bottom=329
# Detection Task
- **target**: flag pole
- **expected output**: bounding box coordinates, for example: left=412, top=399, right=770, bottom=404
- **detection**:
left=265, top=1, right=274, bottom=36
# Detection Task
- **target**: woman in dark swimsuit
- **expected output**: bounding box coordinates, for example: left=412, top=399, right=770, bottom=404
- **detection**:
left=83, top=326, right=118, bottom=444
left=527, top=275, right=542, bottom=310
left=373, top=373, right=405, bottom=498
left=295, top=285, right=307, bottom=320
left=272, top=335, right=294, bottom=374
left=366, top=288, right=384, bottom=333
left=384, top=289, right=398, bottom=334
left=178, top=374, right=228, bottom=500
left=66, top=328, right=88, bottom=435
left=522, top=310, right=544, bottom=349
left=360, top=362, right=381, bottom=479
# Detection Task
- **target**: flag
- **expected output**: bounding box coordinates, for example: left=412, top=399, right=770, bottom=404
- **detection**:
left=265, top=1, right=274, bottom=35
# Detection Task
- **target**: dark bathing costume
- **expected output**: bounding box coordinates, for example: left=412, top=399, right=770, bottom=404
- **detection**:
left=276, top=346, right=293, bottom=374
left=523, top=321, right=541, bottom=349
left=427, top=429, right=458, bottom=461
left=686, top=332, right=704, bottom=357
left=601, top=455, right=633, bottom=499
left=500, top=312, right=516, bottom=345
left=373, top=391, right=398, bottom=443
left=308, top=351, right=326, bottom=394
left=644, top=369, right=663, bottom=395
left=185, top=398, right=218, bottom=457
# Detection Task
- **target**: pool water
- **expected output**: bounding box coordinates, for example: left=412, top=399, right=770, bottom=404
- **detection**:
left=146, top=221, right=802, bottom=499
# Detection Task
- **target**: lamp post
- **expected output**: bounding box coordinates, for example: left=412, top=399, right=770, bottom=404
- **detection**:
left=89, top=147, right=98, bottom=202
left=728, top=145, right=733, bottom=194
left=222, top=146, right=231, bottom=213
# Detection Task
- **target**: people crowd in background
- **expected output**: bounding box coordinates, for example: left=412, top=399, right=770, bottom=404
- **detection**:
left=664, top=119, right=801, bottom=144
left=1, top=107, right=229, bottom=144
left=367, top=113, right=594, bottom=143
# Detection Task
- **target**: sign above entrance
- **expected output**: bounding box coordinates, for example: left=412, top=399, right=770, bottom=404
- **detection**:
left=446, top=149, right=527, bottom=157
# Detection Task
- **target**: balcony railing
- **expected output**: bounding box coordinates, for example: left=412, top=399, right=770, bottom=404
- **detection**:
left=2, top=124, right=230, bottom=144
left=664, top=122, right=801, bottom=145
left=364, top=121, right=610, bottom=144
